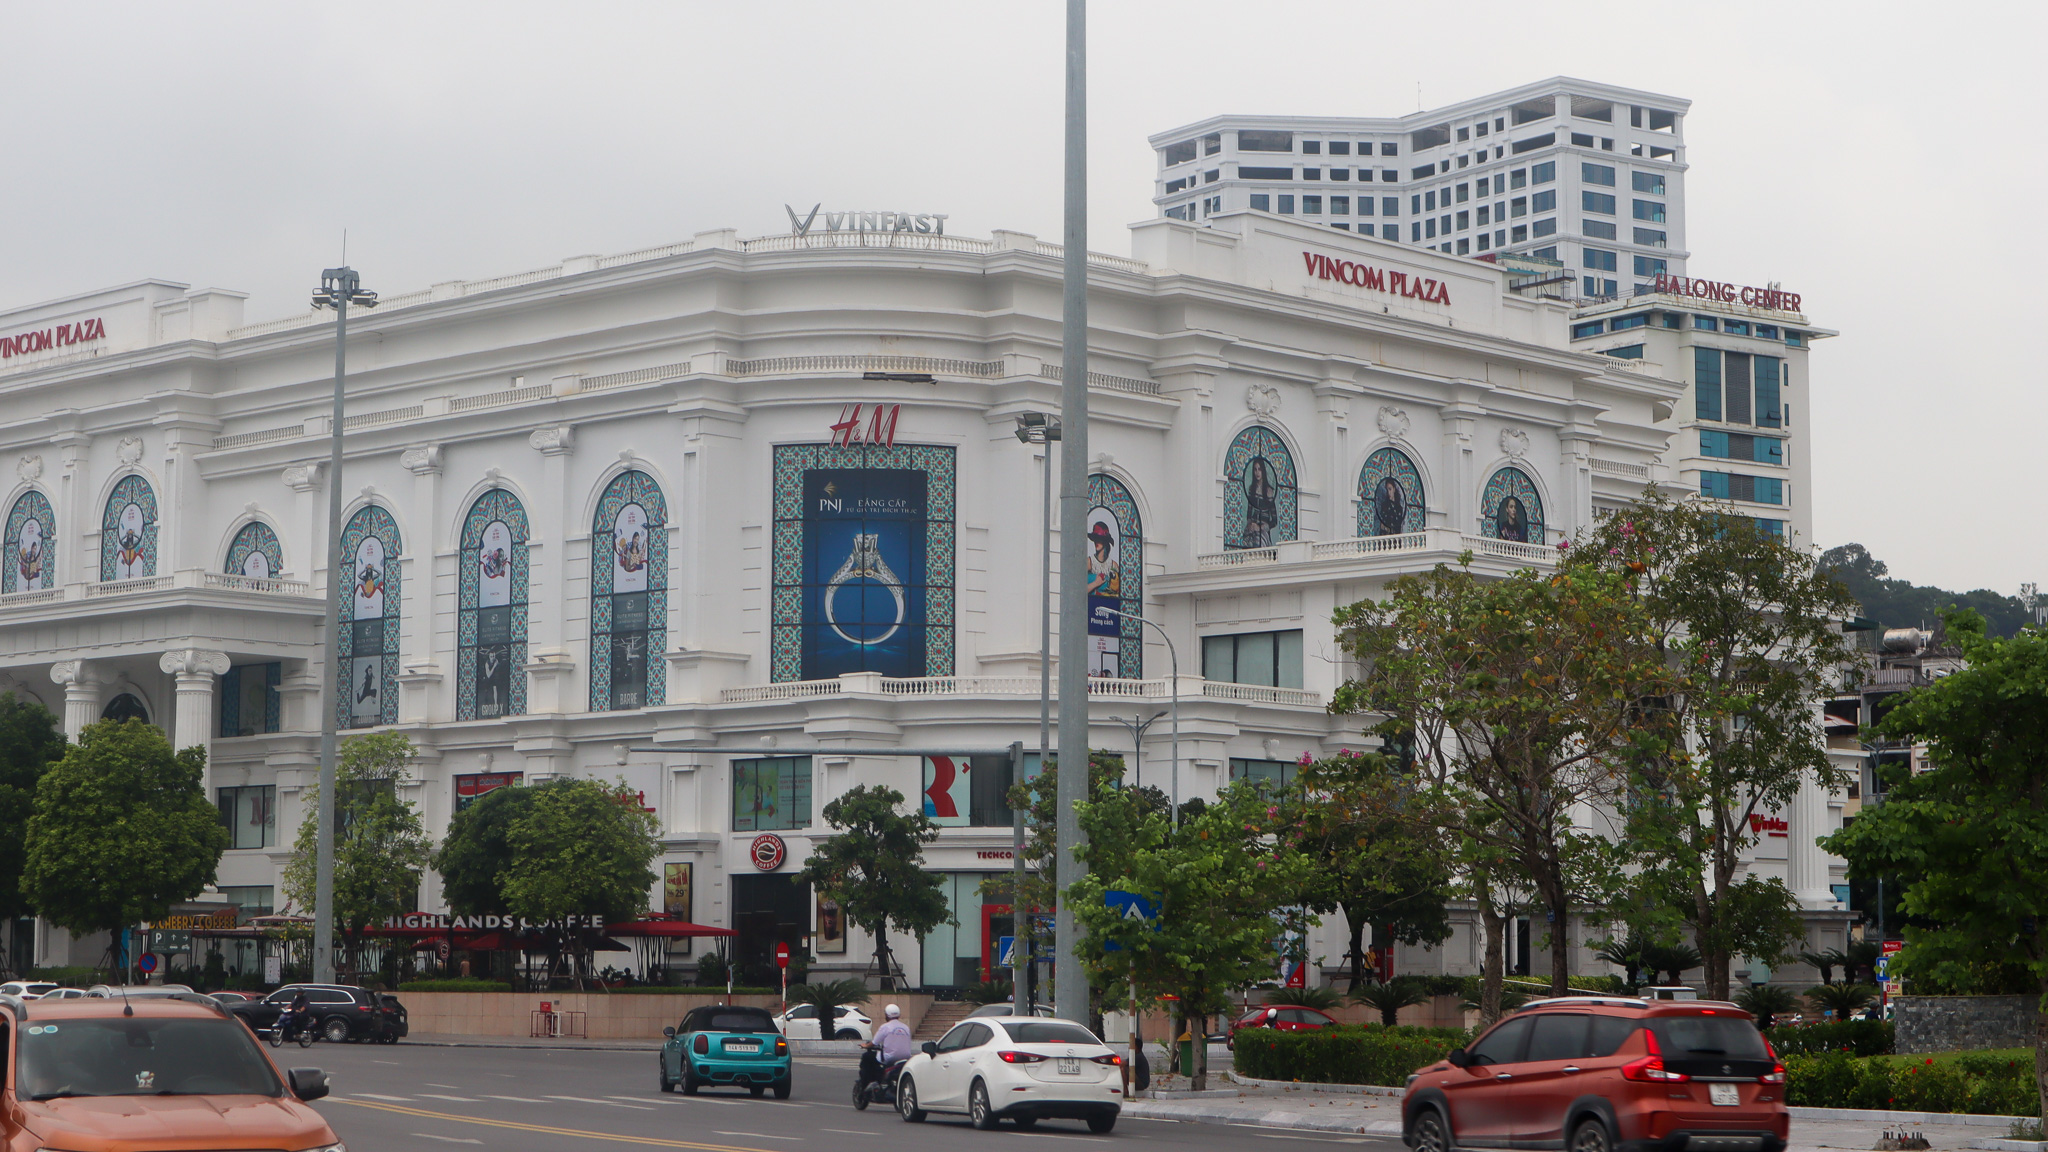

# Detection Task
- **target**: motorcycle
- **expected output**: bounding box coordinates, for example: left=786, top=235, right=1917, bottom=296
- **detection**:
left=850, top=1045, right=905, bottom=1111
left=266, top=1013, right=316, bottom=1049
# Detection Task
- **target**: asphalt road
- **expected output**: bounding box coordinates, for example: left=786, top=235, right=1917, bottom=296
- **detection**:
left=302, top=1043, right=1403, bottom=1151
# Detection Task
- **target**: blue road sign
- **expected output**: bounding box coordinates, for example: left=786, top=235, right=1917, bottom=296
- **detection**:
left=1103, top=890, right=1159, bottom=952
left=998, top=935, right=1017, bottom=967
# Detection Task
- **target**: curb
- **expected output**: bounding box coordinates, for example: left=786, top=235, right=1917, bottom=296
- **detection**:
left=400, top=1036, right=864, bottom=1056
left=1787, top=1108, right=2031, bottom=1128
left=1966, top=1142, right=2048, bottom=1152
left=1223, top=1071, right=1405, bottom=1097
left=1118, top=1100, right=1404, bottom=1136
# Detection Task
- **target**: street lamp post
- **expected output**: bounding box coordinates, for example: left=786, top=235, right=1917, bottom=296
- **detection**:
left=1013, top=412, right=1060, bottom=1011
left=309, top=267, right=377, bottom=986
left=1108, top=710, right=1165, bottom=793
left=1103, top=608, right=1178, bottom=826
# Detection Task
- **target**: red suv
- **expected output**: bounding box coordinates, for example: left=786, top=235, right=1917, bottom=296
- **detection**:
left=1402, top=996, right=1787, bottom=1152
left=1228, top=1004, right=1336, bottom=1049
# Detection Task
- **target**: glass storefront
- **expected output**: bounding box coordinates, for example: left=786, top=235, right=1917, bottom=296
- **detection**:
left=921, top=872, right=1012, bottom=989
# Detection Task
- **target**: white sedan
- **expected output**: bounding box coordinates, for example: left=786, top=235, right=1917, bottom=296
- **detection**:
left=772, top=1003, right=873, bottom=1040
left=896, top=1016, right=1122, bottom=1132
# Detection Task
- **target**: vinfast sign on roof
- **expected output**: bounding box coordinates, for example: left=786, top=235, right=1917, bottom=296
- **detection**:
left=785, top=203, right=950, bottom=236
left=1302, top=251, right=1452, bottom=304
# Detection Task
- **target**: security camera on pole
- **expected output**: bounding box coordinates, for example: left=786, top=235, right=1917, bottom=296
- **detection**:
left=308, top=267, right=377, bottom=985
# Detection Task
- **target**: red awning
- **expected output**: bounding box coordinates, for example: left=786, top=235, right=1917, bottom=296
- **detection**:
left=603, top=917, right=737, bottom=939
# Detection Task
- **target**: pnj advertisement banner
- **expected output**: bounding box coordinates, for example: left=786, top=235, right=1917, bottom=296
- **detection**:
left=801, top=468, right=928, bottom=679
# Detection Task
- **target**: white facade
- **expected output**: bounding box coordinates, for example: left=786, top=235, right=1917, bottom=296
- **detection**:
left=1150, top=77, right=1689, bottom=301
left=0, top=208, right=1835, bottom=986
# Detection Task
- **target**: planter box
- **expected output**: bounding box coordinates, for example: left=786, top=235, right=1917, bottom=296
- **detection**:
left=395, top=990, right=935, bottom=1039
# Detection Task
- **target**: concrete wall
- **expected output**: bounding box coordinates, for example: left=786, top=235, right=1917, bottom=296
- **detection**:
left=396, top=991, right=935, bottom=1040
left=1894, top=995, right=2036, bottom=1055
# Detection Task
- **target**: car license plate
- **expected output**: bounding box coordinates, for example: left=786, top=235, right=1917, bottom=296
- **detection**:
left=1057, top=1058, right=1081, bottom=1075
left=1710, top=1083, right=1740, bottom=1106
left=726, top=1041, right=760, bottom=1053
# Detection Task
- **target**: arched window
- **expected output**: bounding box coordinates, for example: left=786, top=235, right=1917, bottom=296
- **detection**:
left=4, top=489, right=55, bottom=593
left=1480, top=467, right=1545, bottom=543
left=1357, top=448, right=1426, bottom=537
left=591, top=470, right=668, bottom=711
left=101, top=693, right=149, bottom=724
left=224, top=521, right=283, bottom=580
left=100, top=474, right=158, bottom=581
left=1222, top=426, right=1298, bottom=550
left=1085, top=474, right=1143, bottom=680
left=337, top=505, right=401, bottom=729
left=459, top=489, right=529, bottom=721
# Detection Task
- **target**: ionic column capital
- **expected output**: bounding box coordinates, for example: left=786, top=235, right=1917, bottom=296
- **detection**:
left=159, top=649, right=231, bottom=679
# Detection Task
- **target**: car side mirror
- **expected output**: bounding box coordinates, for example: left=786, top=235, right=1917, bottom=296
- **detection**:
left=663, top=1027, right=676, bottom=1038
left=288, top=1068, right=329, bottom=1101
left=1445, top=1048, right=1471, bottom=1068
left=922, top=1041, right=939, bottom=1057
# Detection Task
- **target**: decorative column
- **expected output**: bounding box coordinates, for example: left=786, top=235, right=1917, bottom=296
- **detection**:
left=281, top=463, right=322, bottom=580
left=1787, top=766, right=1837, bottom=909
left=397, top=447, right=443, bottom=722
left=48, top=660, right=99, bottom=739
left=159, top=650, right=230, bottom=788
left=1438, top=393, right=1484, bottom=533
left=525, top=427, right=576, bottom=713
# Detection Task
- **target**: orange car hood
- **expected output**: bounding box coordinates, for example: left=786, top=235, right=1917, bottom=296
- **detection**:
left=20, top=1093, right=332, bottom=1150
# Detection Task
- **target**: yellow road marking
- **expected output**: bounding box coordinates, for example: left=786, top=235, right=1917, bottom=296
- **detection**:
left=334, top=1098, right=794, bottom=1150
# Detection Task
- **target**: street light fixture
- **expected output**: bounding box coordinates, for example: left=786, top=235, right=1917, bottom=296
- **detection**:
left=1011, top=411, right=1060, bottom=1011
left=308, top=266, right=377, bottom=986
left=1108, top=710, right=1166, bottom=793
left=1102, top=607, right=1179, bottom=827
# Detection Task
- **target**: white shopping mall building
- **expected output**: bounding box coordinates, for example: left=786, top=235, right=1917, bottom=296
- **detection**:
left=0, top=201, right=1846, bottom=987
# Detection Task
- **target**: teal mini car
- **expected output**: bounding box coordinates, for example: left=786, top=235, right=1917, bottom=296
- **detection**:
left=661, top=1004, right=792, bottom=1098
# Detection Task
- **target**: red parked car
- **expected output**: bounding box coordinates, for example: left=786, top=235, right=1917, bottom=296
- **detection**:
left=1227, top=1003, right=1336, bottom=1049
left=1403, top=996, right=1787, bottom=1152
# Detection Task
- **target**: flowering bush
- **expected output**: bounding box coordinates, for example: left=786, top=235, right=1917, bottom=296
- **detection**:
left=1764, top=1019, right=1893, bottom=1057
left=1783, top=1051, right=2038, bottom=1116
left=1232, top=1024, right=1465, bottom=1086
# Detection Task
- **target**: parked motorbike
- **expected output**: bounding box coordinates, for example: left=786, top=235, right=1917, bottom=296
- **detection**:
left=850, top=1045, right=903, bottom=1110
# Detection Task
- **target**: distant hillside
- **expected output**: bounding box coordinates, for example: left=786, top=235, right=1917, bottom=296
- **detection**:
left=1820, top=544, right=2036, bottom=637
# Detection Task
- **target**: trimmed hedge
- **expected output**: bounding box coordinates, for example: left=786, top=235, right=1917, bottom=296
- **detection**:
left=393, top=980, right=779, bottom=995
left=1234, top=1024, right=1466, bottom=1086
left=28, top=966, right=101, bottom=987
left=398, top=979, right=513, bottom=993
left=1785, top=1051, right=2037, bottom=1116
left=1764, top=1019, right=1893, bottom=1057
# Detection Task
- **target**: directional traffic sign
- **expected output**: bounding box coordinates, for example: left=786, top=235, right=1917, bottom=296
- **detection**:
left=998, top=935, right=1017, bottom=968
left=1103, top=891, right=1158, bottom=952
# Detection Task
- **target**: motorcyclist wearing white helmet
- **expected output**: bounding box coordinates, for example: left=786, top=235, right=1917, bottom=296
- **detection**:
left=872, top=1003, right=913, bottom=1066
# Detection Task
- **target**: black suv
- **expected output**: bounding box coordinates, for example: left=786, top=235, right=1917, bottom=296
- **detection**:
left=230, top=983, right=407, bottom=1044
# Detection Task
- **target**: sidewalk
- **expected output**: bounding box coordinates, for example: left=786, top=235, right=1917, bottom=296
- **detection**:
left=404, top=1032, right=864, bottom=1056
left=1116, top=1073, right=2040, bottom=1149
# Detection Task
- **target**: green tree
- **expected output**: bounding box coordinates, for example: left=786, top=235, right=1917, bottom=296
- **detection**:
left=1822, top=543, right=2036, bottom=637
left=1069, top=781, right=1311, bottom=1090
left=1282, top=751, right=1454, bottom=989
left=434, top=782, right=537, bottom=915
left=1351, top=978, right=1430, bottom=1026
left=1822, top=609, right=2048, bottom=1118
left=23, top=720, right=226, bottom=966
left=0, top=694, right=66, bottom=925
left=795, top=784, right=949, bottom=991
left=282, top=732, right=433, bottom=979
left=1572, top=493, right=1855, bottom=998
left=1333, top=561, right=1675, bottom=1002
left=498, top=777, right=660, bottom=987
left=786, top=978, right=870, bottom=1037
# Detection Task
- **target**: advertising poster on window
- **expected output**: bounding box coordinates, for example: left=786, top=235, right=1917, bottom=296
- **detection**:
left=800, top=469, right=928, bottom=679
left=732, top=758, right=812, bottom=833
left=1083, top=505, right=1123, bottom=678
left=663, top=862, right=692, bottom=918
left=15, top=516, right=44, bottom=591
left=241, top=546, right=269, bottom=579
left=922, top=756, right=972, bottom=826
left=454, top=771, right=522, bottom=812
left=613, top=503, right=650, bottom=594
left=816, top=893, right=846, bottom=954
left=113, top=502, right=148, bottom=578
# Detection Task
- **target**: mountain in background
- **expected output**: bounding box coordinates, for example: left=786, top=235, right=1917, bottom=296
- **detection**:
left=1820, top=544, right=2037, bottom=637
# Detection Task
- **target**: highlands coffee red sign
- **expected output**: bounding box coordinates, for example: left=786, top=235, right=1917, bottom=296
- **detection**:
left=1654, top=274, right=1801, bottom=313
left=1, top=316, right=106, bottom=359
left=1303, top=252, right=1452, bottom=305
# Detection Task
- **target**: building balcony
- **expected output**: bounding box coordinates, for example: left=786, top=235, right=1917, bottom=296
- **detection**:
left=1156, top=528, right=1558, bottom=595
left=716, top=672, right=1321, bottom=709
left=0, top=569, right=316, bottom=615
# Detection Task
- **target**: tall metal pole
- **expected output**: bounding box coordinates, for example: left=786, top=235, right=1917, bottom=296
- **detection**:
left=1053, top=0, right=1091, bottom=1024
left=1108, top=609, right=1179, bottom=827
left=1018, top=433, right=1054, bottom=1011
left=314, top=288, right=348, bottom=986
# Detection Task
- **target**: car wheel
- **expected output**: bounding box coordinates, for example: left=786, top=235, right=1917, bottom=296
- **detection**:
left=1412, top=1109, right=1451, bottom=1152
left=969, top=1081, right=998, bottom=1131
left=851, top=1077, right=870, bottom=1110
left=1572, top=1118, right=1613, bottom=1152
left=835, top=1029, right=861, bottom=1040
left=773, top=1073, right=792, bottom=1101
left=659, top=1055, right=676, bottom=1093
left=322, top=1017, right=351, bottom=1044
left=1087, top=1113, right=1117, bottom=1134
left=898, top=1075, right=927, bottom=1122
left=681, top=1065, right=700, bottom=1096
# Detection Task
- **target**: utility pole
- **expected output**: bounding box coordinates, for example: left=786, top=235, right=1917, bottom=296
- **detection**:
left=1053, top=0, right=1091, bottom=1024
left=309, top=267, right=376, bottom=985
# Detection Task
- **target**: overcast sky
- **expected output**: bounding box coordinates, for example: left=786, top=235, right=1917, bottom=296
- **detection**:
left=2, top=1, right=2038, bottom=595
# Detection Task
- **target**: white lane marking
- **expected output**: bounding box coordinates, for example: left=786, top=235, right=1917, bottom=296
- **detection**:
left=353, top=1092, right=414, bottom=1101
left=427, top=1083, right=463, bottom=1088
left=713, top=1133, right=802, bottom=1141
left=373, top=1060, right=400, bottom=1065
left=820, top=1129, right=878, bottom=1136
left=412, top=1135, right=484, bottom=1145
left=542, top=1094, right=655, bottom=1110
left=418, top=1093, right=482, bottom=1102
left=482, top=1095, right=537, bottom=1102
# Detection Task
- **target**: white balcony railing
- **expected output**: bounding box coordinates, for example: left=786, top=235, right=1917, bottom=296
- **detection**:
left=0, top=569, right=317, bottom=609
left=1195, top=529, right=1559, bottom=571
left=719, top=674, right=1320, bottom=708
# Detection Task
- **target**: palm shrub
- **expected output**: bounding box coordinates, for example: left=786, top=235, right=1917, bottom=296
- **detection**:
left=1733, top=984, right=1800, bottom=1028
left=787, top=978, right=872, bottom=1037
left=1799, top=948, right=1847, bottom=986
left=1640, top=941, right=1703, bottom=985
left=1269, top=985, right=1345, bottom=1011
left=1353, top=978, right=1432, bottom=1026
left=960, top=980, right=1013, bottom=1007
left=1805, top=982, right=1876, bottom=1019
left=1594, top=936, right=1647, bottom=988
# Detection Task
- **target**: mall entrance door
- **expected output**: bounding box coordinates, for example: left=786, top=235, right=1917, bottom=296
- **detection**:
left=732, top=874, right=809, bottom=987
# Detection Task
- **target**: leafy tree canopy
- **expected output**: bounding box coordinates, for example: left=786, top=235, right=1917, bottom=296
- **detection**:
left=434, top=781, right=537, bottom=916
left=499, top=777, right=660, bottom=926
left=282, top=732, right=433, bottom=971
left=24, top=720, right=225, bottom=938
left=0, top=693, right=65, bottom=921
left=795, top=784, right=948, bottom=989
left=1822, top=543, right=2035, bottom=637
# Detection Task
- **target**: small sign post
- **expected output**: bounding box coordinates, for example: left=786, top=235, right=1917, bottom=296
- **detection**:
left=776, top=941, right=791, bottom=1013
